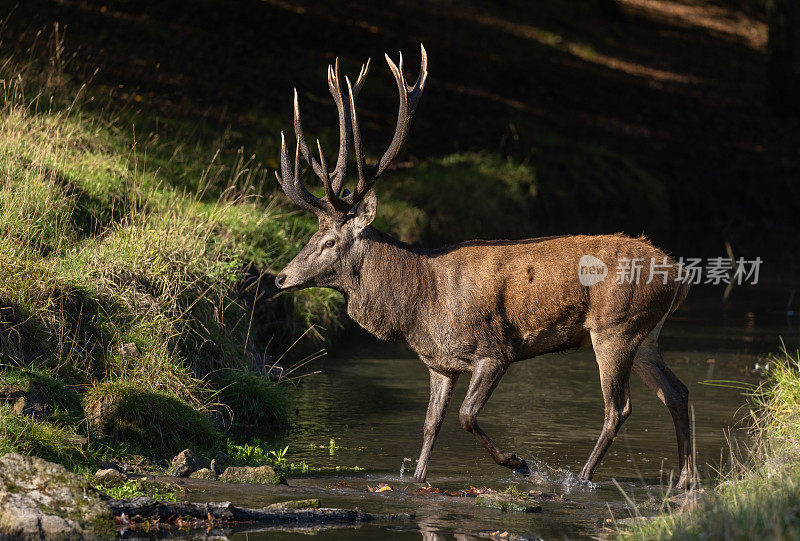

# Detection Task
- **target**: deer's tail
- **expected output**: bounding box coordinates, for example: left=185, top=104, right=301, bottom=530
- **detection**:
left=669, top=281, right=691, bottom=315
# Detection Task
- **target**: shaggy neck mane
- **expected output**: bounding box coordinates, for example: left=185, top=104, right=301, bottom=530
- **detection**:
left=339, top=227, right=434, bottom=341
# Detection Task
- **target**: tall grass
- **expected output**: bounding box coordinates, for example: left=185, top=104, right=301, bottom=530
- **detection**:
left=615, top=349, right=800, bottom=540
left=0, top=26, right=337, bottom=464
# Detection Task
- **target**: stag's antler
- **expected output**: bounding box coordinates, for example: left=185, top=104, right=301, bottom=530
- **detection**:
left=276, top=44, right=428, bottom=221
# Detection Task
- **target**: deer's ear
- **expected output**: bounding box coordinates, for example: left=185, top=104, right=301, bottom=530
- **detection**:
left=353, top=189, right=377, bottom=231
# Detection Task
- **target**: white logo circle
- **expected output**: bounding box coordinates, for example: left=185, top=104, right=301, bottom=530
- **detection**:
left=578, top=255, right=607, bottom=286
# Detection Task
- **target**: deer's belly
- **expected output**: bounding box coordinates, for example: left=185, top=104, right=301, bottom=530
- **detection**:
left=515, top=327, right=591, bottom=359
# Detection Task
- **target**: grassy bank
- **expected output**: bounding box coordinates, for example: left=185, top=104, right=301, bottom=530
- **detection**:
left=615, top=349, right=800, bottom=540
left=0, top=29, right=339, bottom=469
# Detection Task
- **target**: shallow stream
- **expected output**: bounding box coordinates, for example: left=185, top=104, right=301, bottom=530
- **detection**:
left=186, top=285, right=799, bottom=539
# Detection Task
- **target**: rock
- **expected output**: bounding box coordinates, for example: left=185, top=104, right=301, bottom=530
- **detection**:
left=118, top=342, right=140, bottom=359
left=0, top=385, right=52, bottom=420
left=0, top=453, right=113, bottom=539
left=189, top=468, right=218, bottom=480
left=475, top=492, right=543, bottom=513
left=210, top=451, right=229, bottom=475
left=131, top=477, right=184, bottom=495
left=265, top=498, right=320, bottom=510
left=93, top=468, right=127, bottom=488
left=170, top=449, right=206, bottom=477
left=220, top=465, right=287, bottom=485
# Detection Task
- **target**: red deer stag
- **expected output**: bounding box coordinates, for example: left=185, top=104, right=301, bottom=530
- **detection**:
left=273, top=45, right=694, bottom=489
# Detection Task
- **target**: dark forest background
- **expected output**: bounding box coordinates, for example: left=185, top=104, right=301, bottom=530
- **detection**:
left=3, top=0, right=799, bottom=269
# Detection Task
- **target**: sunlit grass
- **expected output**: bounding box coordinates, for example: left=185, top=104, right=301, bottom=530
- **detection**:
left=615, top=349, right=800, bottom=540
left=98, top=479, right=177, bottom=502
left=0, top=29, right=327, bottom=467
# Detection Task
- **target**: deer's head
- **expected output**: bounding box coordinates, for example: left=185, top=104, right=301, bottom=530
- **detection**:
left=274, top=46, right=427, bottom=290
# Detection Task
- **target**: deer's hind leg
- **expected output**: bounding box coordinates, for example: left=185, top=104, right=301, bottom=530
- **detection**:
left=459, top=359, right=530, bottom=473
left=633, top=331, right=693, bottom=489
left=579, top=329, right=640, bottom=482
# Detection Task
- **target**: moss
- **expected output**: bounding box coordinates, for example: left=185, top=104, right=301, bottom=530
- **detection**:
left=84, top=382, right=219, bottom=455
left=475, top=492, right=543, bottom=513
left=219, top=465, right=287, bottom=485
left=266, top=499, right=321, bottom=510
left=99, top=479, right=178, bottom=502
left=0, top=405, right=88, bottom=469
left=0, top=370, right=83, bottom=424
left=213, top=369, right=292, bottom=426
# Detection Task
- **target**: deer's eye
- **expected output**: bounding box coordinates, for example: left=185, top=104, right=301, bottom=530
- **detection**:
left=324, top=239, right=335, bottom=248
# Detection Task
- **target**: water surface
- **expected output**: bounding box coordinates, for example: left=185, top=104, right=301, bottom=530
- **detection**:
left=190, top=285, right=799, bottom=539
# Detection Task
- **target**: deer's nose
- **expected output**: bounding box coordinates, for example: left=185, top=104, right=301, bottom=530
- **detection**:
left=275, top=274, right=287, bottom=288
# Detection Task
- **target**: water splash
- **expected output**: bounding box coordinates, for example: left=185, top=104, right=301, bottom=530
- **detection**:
left=399, top=457, right=413, bottom=477
left=520, top=456, right=597, bottom=490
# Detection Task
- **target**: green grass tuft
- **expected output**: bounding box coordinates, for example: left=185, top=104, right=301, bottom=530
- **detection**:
left=84, top=382, right=220, bottom=455
left=98, top=479, right=177, bottom=502
left=382, top=151, right=665, bottom=245
left=213, top=369, right=292, bottom=426
left=615, top=349, right=800, bottom=540
left=0, top=369, right=83, bottom=424
left=0, top=405, right=88, bottom=469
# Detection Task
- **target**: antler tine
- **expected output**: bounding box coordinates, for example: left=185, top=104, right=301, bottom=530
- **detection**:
left=277, top=132, right=324, bottom=216
left=316, top=138, right=337, bottom=204
left=345, top=76, right=367, bottom=198
left=352, top=58, right=371, bottom=96
left=327, top=58, right=352, bottom=197
left=372, top=44, right=428, bottom=179
left=292, top=89, right=326, bottom=180
left=409, top=43, right=428, bottom=103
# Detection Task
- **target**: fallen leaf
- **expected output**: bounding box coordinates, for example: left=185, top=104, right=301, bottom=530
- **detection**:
left=414, top=485, right=444, bottom=494
left=367, top=483, right=393, bottom=492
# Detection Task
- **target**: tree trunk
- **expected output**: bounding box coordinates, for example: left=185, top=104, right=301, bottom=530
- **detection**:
left=767, top=0, right=800, bottom=115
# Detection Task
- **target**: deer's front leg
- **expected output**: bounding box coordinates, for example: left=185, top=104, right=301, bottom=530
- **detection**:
left=460, top=359, right=530, bottom=472
left=413, top=368, right=457, bottom=482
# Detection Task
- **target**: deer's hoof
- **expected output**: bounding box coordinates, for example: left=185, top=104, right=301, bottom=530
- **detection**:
left=509, top=457, right=532, bottom=475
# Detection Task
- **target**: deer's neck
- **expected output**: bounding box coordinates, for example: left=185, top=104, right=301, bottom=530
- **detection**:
left=338, top=227, right=434, bottom=341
